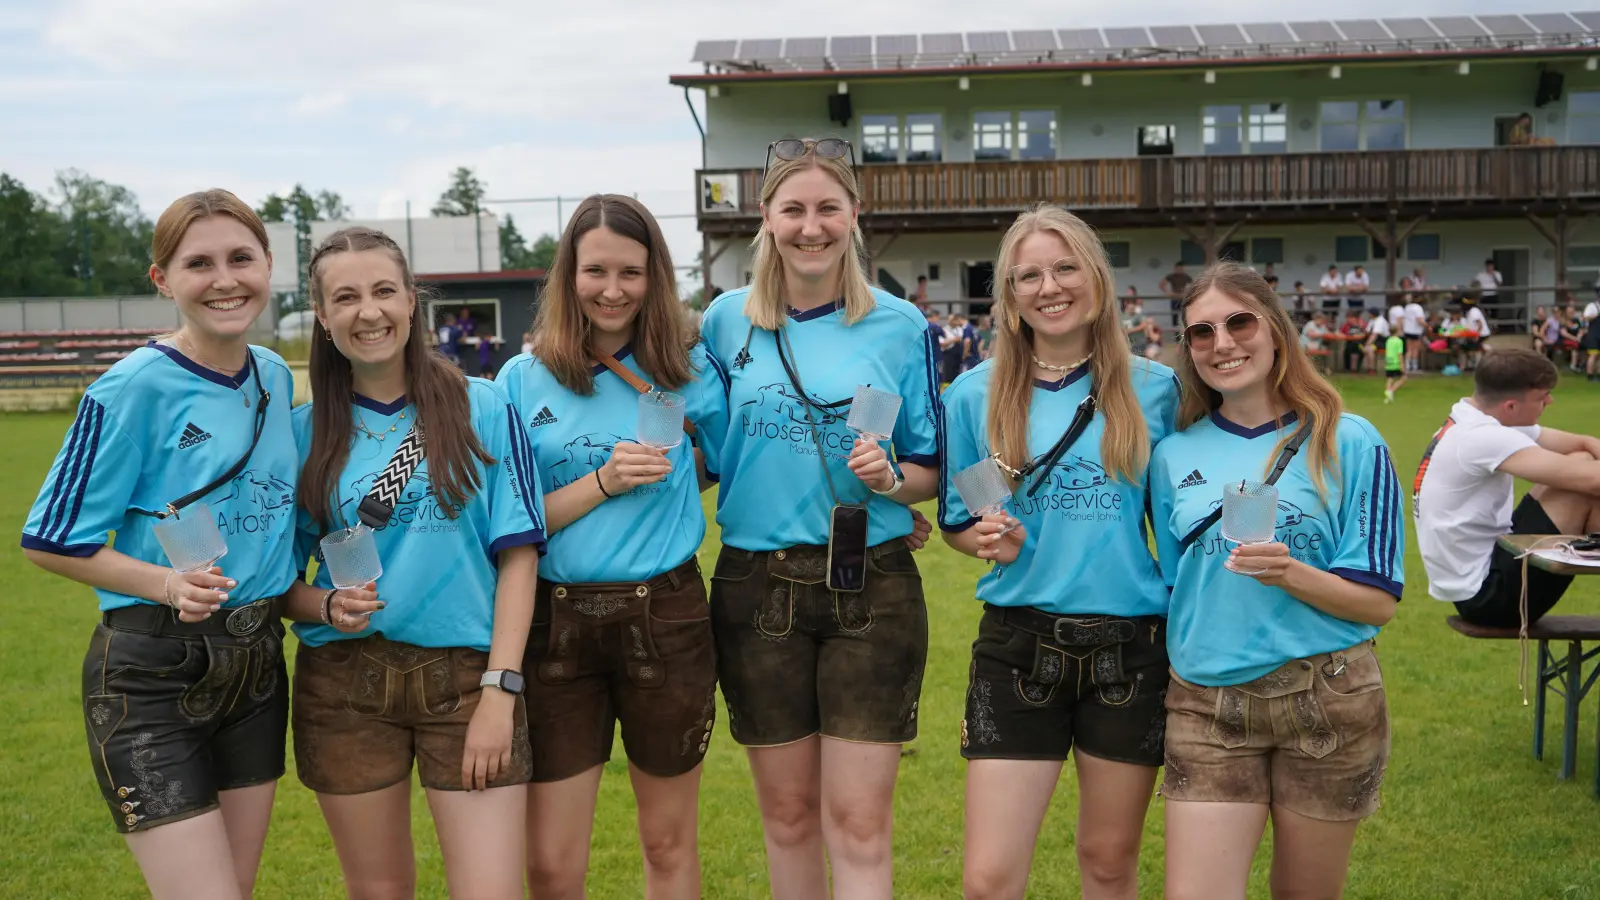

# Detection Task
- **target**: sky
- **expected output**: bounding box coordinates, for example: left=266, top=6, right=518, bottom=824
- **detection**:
left=1, top=0, right=1542, bottom=281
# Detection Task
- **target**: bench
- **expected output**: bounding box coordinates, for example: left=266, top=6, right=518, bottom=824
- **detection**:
left=1447, top=614, right=1600, bottom=797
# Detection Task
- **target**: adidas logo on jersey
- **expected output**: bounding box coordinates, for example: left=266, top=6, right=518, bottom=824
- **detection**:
left=732, top=348, right=753, bottom=370
left=178, top=422, right=212, bottom=450
left=529, top=407, right=558, bottom=427
left=1178, top=469, right=1207, bottom=489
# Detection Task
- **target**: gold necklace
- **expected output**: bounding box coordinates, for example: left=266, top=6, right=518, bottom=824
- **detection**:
left=175, top=335, right=251, bottom=407
left=354, top=408, right=408, bottom=442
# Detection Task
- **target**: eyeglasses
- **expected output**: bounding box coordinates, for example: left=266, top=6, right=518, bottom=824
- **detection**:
left=1008, top=258, right=1089, bottom=296
left=765, top=138, right=857, bottom=174
left=1182, top=311, right=1263, bottom=350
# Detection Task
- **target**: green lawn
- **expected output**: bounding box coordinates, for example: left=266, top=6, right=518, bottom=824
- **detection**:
left=3, top=373, right=1599, bottom=899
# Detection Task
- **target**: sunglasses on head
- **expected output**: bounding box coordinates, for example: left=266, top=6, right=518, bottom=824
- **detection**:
left=765, top=138, right=857, bottom=174
left=1182, top=311, right=1263, bottom=350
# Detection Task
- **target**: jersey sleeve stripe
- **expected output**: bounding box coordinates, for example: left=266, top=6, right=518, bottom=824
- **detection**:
left=1331, top=566, right=1404, bottom=600
left=43, top=398, right=103, bottom=544
left=1378, top=446, right=1400, bottom=582
left=34, top=399, right=90, bottom=542
left=703, top=345, right=731, bottom=394
left=57, top=400, right=106, bottom=546
left=504, top=406, right=544, bottom=531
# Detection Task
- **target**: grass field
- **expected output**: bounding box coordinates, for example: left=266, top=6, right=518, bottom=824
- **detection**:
left=3, top=373, right=1599, bottom=899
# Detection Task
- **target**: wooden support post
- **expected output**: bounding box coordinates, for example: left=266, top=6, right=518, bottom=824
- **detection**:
left=1172, top=216, right=1249, bottom=266
left=701, top=236, right=730, bottom=303
left=1355, top=211, right=1429, bottom=304
left=1523, top=209, right=1592, bottom=305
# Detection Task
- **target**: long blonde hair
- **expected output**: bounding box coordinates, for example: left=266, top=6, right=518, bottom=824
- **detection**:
left=1175, top=261, right=1345, bottom=496
left=745, top=149, right=875, bottom=330
left=987, top=205, right=1148, bottom=484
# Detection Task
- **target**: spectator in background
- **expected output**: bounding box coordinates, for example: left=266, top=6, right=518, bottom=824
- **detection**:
left=1476, top=259, right=1503, bottom=316
left=1533, top=306, right=1551, bottom=355
left=457, top=306, right=477, bottom=341
left=1339, top=310, right=1365, bottom=372
left=1290, top=280, right=1311, bottom=322
left=477, top=333, right=498, bottom=379
left=1264, top=273, right=1280, bottom=295
left=1509, top=111, right=1556, bottom=147
left=1160, top=261, right=1193, bottom=299
left=1141, top=316, right=1164, bottom=360
left=941, top=312, right=965, bottom=385
left=1582, top=291, right=1600, bottom=381
left=1458, top=297, right=1493, bottom=371
left=962, top=314, right=982, bottom=373
left=1403, top=293, right=1428, bottom=373
left=437, top=312, right=462, bottom=366
left=925, top=305, right=943, bottom=351
left=1344, top=264, right=1371, bottom=312
left=1560, top=308, right=1585, bottom=371
left=1320, top=265, right=1344, bottom=313
left=1402, top=267, right=1428, bottom=296
left=1121, top=292, right=1149, bottom=356
left=520, top=330, right=534, bottom=356
left=978, top=314, right=996, bottom=361
left=1301, top=310, right=1331, bottom=352
left=914, top=274, right=929, bottom=308
left=1364, top=304, right=1391, bottom=374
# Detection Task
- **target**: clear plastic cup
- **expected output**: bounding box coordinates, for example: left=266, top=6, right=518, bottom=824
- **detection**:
left=1221, top=480, right=1279, bottom=575
left=319, top=524, right=384, bottom=590
left=952, top=457, right=1019, bottom=535
left=637, top=390, right=686, bottom=450
left=152, top=503, right=228, bottom=573
left=847, top=384, right=901, bottom=442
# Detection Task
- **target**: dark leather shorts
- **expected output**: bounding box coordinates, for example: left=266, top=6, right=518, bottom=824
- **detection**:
left=710, top=540, right=927, bottom=746
left=525, top=558, right=717, bottom=782
left=292, top=635, right=532, bottom=794
left=82, top=600, right=287, bottom=833
left=961, top=605, right=1168, bottom=766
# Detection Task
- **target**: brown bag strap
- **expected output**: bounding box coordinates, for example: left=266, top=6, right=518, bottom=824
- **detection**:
left=593, top=352, right=698, bottom=437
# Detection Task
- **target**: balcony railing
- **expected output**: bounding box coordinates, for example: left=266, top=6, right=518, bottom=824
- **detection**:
left=697, top=146, right=1600, bottom=221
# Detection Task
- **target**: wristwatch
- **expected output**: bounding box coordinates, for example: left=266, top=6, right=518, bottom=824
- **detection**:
left=480, top=669, right=526, bottom=695
left=872, top=470, right=905, bottom=497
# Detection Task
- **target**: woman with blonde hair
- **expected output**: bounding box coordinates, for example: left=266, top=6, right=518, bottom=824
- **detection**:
left=698, top=137, right=942, bottom=899
left=940, top=205, right=1179, bottom=900
left=1149, top=261, right=1404, bottom=900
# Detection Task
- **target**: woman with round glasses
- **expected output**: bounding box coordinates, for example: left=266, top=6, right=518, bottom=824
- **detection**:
left=939, top=205, right=1179, bottom=900
left=1149, top=262, right=1402, bottom=900
left=698, top=136, right=942, bottom=900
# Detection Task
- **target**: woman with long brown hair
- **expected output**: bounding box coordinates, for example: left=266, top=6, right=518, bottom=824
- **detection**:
left=1150, top=261, right=1403, bottom=900
left=698, top=138, right=942, bottom=899
left=21, top=190, right=298, bottom=899
left=283, top=226, right=545, bottom=899
left=495, top=194, right=727, bottom=899
left=939, top=205, right=1179, bottom=900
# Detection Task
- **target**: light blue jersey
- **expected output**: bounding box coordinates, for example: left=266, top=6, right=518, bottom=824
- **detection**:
left=699, top=287, right=941, bottom=551
left=22, top=344, right=299, bottom=611
left=940, top=357, right=1181, bottom=617
left=1150, top=411, right=1405, bottom=686
left=496, top=342, right=729, bottom=583
left=291, top=378, right=546, bottom=651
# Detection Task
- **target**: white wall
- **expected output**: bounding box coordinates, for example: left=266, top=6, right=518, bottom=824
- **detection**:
left=0, top=295, right=275, bottom=342
left=264, top=214, right=501, bottom=293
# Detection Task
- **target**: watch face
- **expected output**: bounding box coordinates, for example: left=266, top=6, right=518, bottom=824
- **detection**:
left=501, top=670, right=526, bottom=695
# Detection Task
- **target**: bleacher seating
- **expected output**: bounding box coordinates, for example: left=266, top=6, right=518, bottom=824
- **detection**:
left=0, top=328, right=150, bottom=389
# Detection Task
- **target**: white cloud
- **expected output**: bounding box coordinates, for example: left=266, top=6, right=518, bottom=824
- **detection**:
left=292, top=91, right=348, bottom=117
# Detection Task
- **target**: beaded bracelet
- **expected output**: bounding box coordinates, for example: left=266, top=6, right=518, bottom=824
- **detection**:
left=162, top=570, right=178, bottom=608
left=320, top=588, right=337, bottom=625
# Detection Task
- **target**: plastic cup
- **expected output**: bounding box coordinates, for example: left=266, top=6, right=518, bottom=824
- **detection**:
left=152, top=502, right=228, bottom=573
left=637, top=391, right=686, bottom=450
left=319, top=524, right=384, bottom=590
left=1221, top=480, right=1279, bottom=575
left=952, top=457, right=1019, bottom=534
left=847, top=384, right=901, bottom=442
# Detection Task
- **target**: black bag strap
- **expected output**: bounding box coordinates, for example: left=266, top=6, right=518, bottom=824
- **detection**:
left=353, top=423, right=426, bottom=529
left=132, top=351, right=270, bottom=519
left=773, top=325, right=853, bottom=507
left=1177, top=415, right=1314, bottom=552
left=1015, top=394, right=1097, bottom=499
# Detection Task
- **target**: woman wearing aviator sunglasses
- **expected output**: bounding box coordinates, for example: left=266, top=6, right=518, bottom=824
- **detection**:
left=698, top=136, right=941, bottom=900
left=1148, top=262, right=1403, bottom=900
left=939, top=205, right=1179, bottom=900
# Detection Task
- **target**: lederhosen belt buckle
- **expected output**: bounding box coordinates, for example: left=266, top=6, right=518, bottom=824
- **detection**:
left=1050, top=615, right=1137, bottom=647
left=222, top=597, right=276, bottom=637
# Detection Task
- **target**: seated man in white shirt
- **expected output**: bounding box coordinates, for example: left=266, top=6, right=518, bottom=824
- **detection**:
left=1416, top=349, right=1600, bottom=628
left=1319, top=265, right=1344, bottom=313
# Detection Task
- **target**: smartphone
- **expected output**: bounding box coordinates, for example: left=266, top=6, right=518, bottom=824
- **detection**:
left=1571, top=535, right=1600, bottom=554
left=828, top=505, right=870, bottom=593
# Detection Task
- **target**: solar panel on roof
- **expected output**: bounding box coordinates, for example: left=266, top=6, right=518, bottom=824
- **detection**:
left=1196, top=24, right=1247, bottom=45
left=1476, top=15, right=1534, bottom=37
left=1383, top=19, right=1437, bottom=40
left=1011, top=29, right=1058, bottom=51
left=691, top=40, right=737, bottom=63
left=1524, top=12, right=1582, bottom=33
left=1288, top=21, right=1342, bottom=43
left=1057, top=28, right=1106, bottom=50
left=1104, top=26, right=1151, bottom=48
left=1241, top=22, right=1292, bottom=43
left=1335, top=20, right=1390, bottom=41
left=830, top=35, right=872, bottom=57
left=784, top=37, right=827, bottom=58
left=876, top=34, right=918, bottom=55
left=1429, top=16, right=1487, bottom=39
left=1571, top=11, right=1600, bottom=31
left=1150, top=25, right=1199, bottom=47
left=967, top=31, right=1011, bottom=52
left=737, top=38, right=783, bottom=60
left=921, top=33, right=965, bottom=54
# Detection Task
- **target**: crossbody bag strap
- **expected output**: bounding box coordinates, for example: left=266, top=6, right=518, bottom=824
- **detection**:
left=773, top=326, right=849, bottom=506
left=131, top=351, right=271, bottom=519
left=355, top=423, right=427, bottom=528
left=1016, top=394, right=1097, bottom=499
left=593, top=352, right=699, bottom=437
left=1177, top=415, right=1314, bottom=553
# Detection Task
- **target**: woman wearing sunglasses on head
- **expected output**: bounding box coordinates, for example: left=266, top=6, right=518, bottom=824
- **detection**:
left=20, top=190, right=298, bottom=900
left=285, top=227, right=545, bottom=899
left=1149, top=262, right=1403, bottom=900
left=495, top=194, right=728, bottom=900
left=939, top=206, right=1179, bottom=900
left=698, top=137, right=942, bottom=900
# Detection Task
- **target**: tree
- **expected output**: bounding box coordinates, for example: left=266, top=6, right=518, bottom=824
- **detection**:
left=529, top=234, right=558, bottom=271
left=0, top=174, right=74, bottom=296
left=51, top=169, right=155, bottom=295
left=257, top=185, right=348, bottom=223
left=432, top=167, right=487, bottom=216
left=316, top=190, right=350, bottom=220
left=499, top=214, right=536, bottom=269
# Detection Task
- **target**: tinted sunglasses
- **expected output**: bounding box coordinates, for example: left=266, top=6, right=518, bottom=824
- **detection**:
left=765, top=138, right=856, bottom=174
left=1182, top=311, right=1263, bottom=350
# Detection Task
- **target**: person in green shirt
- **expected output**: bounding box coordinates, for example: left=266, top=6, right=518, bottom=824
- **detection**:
left=1384, top=332, right=1407, bottom=403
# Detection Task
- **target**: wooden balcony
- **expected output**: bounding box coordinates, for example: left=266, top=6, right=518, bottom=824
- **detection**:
left=695, top=146, right=1600, bottom=234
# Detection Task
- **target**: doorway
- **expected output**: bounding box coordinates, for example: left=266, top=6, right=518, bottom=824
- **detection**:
left=1489, top=247, right=1530, bottom=329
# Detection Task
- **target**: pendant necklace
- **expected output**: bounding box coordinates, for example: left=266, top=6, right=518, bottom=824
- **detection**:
left=1033, top=352, right=1092, bottom=385
left=354, top=408, right=408, bottom=442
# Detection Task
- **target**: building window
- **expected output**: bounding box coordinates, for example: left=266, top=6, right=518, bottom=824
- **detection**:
left=1569, top=91, right=1600, bottom=144
left=973, top=111, right=1012, bottom=161
left=862, top=115, right=900, bottom=163
left=1365, top=100, right=1406, bottom=150
left=1319, top=100, right=1407, bottom=151
left=928, top=263, right=941, bottom=281
left=1203, top=106, right=1243, bottom=155
left=1179, top=239, right=1245, bottom=264
left=1017, top=110, right=1057, bottom=160
left=1138, top=125, right=1175, bottom=156
left=1250, top=237, right=1285, bottom=265
left=1406, top=233, right=1442, bottom=261
left=1103, top=241, right=1131, bottom=269
left=906, top=114, right=943, bottom=162
left=972, top=110, right=1057, bottom=161
left=1319, top=101, right=1360, bottom=151
left=1247, top=103, right=1288, bottom=154
left=1334, top=235, right=1369, bottom=263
